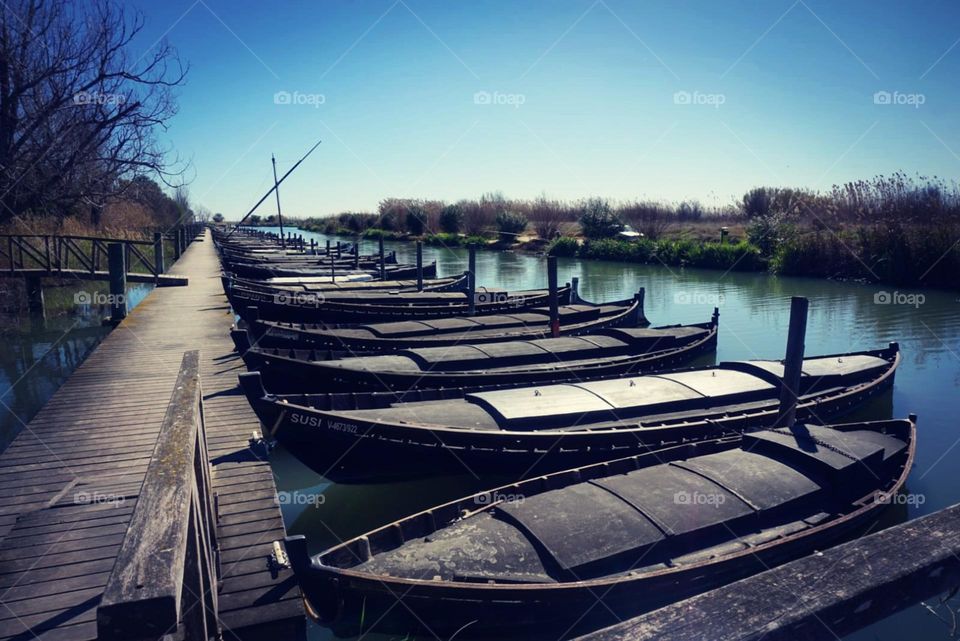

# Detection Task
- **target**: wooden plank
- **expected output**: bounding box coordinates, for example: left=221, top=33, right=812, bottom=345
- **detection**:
left=574, top=502, right=960, bottom=641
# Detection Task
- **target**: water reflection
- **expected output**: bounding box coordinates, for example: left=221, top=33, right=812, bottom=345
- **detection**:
left=0, top=280, right=152, bottom=452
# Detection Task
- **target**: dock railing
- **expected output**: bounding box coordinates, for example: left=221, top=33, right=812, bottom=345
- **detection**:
left=0, top=223, right=204, bottom=281
left=96, top=350, right=222, bottom=640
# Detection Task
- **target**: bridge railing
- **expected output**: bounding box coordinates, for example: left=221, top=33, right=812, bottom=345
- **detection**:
left=96, top=350, right=222, bottom=640
left=0, top=223, right=204, bottom=280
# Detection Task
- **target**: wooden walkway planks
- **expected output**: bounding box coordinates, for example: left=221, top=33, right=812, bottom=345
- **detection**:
left=0, top=230, right=304, bottom=641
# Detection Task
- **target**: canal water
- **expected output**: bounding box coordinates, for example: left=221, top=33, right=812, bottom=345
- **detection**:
left=0, top=280, right=153, bottom=453
left=1, top=229, right=957, bottom=639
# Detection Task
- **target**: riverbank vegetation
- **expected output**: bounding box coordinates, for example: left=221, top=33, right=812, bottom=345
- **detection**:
left=299, top=173, right=959, bottom=289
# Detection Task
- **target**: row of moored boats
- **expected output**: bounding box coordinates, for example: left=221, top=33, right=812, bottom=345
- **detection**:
left=215, top=226, right=915, bottom=639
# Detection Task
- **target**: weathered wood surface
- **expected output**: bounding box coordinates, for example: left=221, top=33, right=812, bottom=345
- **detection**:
left=0, top=268, right=188, bottom=286
left=574, top=502, right=960, bottom=641
left=0, top=230, right=303, bottom=640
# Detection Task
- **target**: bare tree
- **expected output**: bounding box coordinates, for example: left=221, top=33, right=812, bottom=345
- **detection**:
left=0, top=0, right=189, bottom=225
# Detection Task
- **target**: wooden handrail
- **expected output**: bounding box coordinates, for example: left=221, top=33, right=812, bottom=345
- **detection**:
left=97, top=350, right=221, bottom=640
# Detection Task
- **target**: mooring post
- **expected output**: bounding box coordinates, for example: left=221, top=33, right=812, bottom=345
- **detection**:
left=378, top=237, right=386, bottom=280
left=548, top=255, right=560, bottom=337
left=776, top=296, right=809, bottom=428
left=107, top=242, right=127, bottom=322
left=310, top=238, right=316, bottom=255
left=325, top=239, right=331, bottom=258
left=467, top=246, right=477, bottom=314
left=336, top=241, right=342, bottom=259
left=330, top=254, right=335, bottom=283
left=153, top=232, right=165, bottom=278
left=571, top=276, right=580, bottom=304
left=25, top=274, right=45, bottom=325
left=354, top=234, right=361, bottom=269
left=416, top=241, right=424, bottom=291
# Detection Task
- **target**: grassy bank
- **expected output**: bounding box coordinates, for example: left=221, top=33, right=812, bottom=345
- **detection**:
left=298, top=174, right=960, bottom=290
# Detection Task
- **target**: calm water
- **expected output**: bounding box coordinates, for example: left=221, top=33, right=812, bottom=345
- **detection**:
left=2, top=229, right=958, bottom=639
left=0, top=280, right=152, bottom=452
left=271, top=229, right=960, bottom=641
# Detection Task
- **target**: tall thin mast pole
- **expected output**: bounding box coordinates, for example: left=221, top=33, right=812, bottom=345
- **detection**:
left=272, top=153, right=285, bottom=249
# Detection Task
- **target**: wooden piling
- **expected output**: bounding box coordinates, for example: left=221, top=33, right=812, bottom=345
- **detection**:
left=416, top=241, right=424, bottom=291
left=379, top=237, right=386, bottom=281
left=467, top=246, right=477, bottom=314
left=354, top=234, right=361, bottom=268
left=776, top=296, right=809, bottom=428
left=548, top=255, right=560, bottom=337
left=25, top=273, right=45, bottom=323
left=336, top=241, right=342, bottom=259
left=108, top=242, right=127, bottom=322
left=153, top=232, right=165, bottom=278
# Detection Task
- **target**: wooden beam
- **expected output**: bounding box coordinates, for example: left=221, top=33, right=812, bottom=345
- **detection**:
left=96, top=351, right=203, bottom=639
left=574, top=503, right=960, bottom=641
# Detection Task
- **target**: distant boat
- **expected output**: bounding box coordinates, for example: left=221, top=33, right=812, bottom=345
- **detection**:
left=235, top=310, right=719, bottom=392
left=284, top=417, right=916, bottom=638
left=239, top=343, right=901, bottom=478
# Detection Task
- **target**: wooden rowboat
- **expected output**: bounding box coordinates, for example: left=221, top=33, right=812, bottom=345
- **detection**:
left=239, top=343, right=901, bottom=479
left=284, top=417, right=916, bottom=638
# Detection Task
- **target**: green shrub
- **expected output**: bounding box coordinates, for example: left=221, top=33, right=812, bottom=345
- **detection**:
left=439, top=204, right=464, bottom=233
left=406, top=206, right=427, bottom=236
left=579, top=198, right=622, bottom=239
left=547, top=236, right=579, bottom=257
left=495, top=210, right=528, bottom=241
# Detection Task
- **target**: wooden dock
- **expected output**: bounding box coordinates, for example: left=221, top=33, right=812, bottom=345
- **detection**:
left=0, top=229, right=304, bottom=640
left=575, top=502, right=960, bottom=641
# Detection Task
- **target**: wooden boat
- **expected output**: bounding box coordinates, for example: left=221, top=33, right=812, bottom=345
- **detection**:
left=238, top=289, right=648, bottom=351
left=239, top=343, right=901, bottom=478
left=220, top=272, right=469, bottom=296
left=221, top=259, right=435, bottom=281
left=235, top=310, right=719, bottom=392
left=283, top=417, right=916, bottom=638
left=230, top=282, right=576, bottom=324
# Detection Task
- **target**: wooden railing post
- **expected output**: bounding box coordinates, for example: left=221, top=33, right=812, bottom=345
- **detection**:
left=107, top=243, right=127, bottom=322
left=154, top=232, right=165, bottom=277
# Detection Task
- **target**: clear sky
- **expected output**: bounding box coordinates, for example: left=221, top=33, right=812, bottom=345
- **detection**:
left=128, top=0, right=960, bottom=219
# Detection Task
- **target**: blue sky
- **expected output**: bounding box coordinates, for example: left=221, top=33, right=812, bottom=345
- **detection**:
left=129, top=0, right=960, bottom=218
